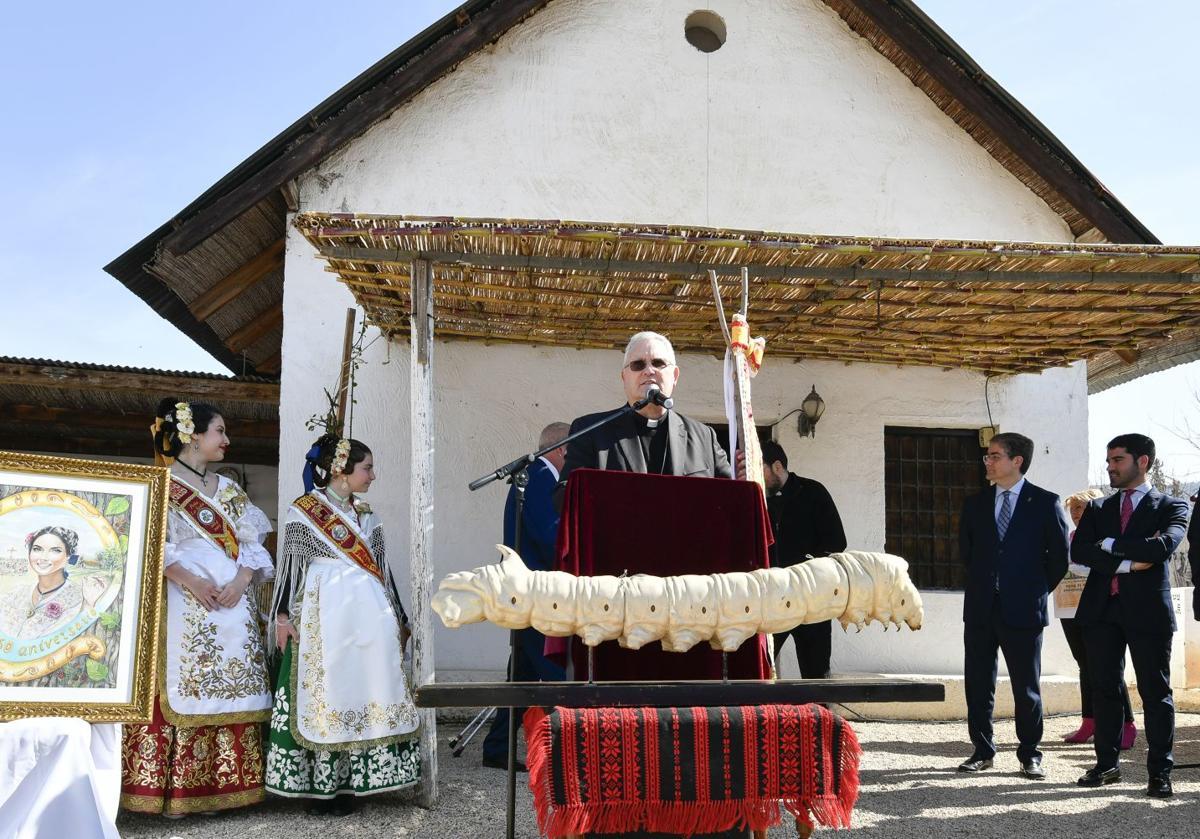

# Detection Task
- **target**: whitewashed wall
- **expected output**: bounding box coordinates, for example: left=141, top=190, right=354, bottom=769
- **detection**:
left=279, top=0, right=1091, bottom=684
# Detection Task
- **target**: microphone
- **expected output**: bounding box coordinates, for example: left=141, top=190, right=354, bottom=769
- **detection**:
left=645, top=384, right=674, bottom=410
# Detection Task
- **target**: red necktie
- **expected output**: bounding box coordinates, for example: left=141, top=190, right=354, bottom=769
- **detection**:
left=1119, top=489, right=1135, bottom=533
left=1110, top=490, right=1135, bottom=596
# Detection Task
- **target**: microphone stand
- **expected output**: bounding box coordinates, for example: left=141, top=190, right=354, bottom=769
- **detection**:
left=467, top=393, right=665, bottom=839
left=468, top=394, right=663, bottom=493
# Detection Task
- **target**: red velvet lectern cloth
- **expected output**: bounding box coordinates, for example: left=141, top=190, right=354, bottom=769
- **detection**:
left=555, top=469, right=772, bottom=681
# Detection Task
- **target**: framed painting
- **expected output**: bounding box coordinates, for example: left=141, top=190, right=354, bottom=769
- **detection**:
left=0, top=452, right=167, bottom=722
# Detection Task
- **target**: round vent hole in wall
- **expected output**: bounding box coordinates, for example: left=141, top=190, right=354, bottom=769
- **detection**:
left=685, top=10, right=726, bottom=53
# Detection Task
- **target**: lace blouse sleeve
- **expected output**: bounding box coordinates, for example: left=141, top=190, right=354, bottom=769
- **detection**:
left=236, top=499, right=273, bottom=545
left=164, top=510, right=190, bottom=567
left=235, top=501, right=275, bottom=581
left=368, top=520, right=409, bottom=626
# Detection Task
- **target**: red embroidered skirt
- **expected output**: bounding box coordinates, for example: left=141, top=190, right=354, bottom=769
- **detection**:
left=525, top=704, right=860, bottom=838
left=120, top=696, right=266, bottom=815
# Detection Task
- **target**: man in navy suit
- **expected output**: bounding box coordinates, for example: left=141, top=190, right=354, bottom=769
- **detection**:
left=958, top=432, right=1069, bottom=779
left=1072, top=434, right=1189, bottom=798
left=481, top=421, right=569, bottom=770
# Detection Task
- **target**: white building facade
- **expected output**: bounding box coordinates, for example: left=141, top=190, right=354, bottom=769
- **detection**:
left=274, top=0, right=1105, bottom=695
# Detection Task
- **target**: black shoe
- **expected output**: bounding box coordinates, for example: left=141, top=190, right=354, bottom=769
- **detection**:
left=1021, top=757, right=1045, bottom=779
left=1147, top=774, right=1173, bottom=798
left=329, top=796, right=358, bottom=817
left=482, top=754, right=527, bottom=772
left=1077, top=766, right=1121, bottom=787
left=306, top=798, right=335, bottom=816
left=957, top=756, right=993, bottom=772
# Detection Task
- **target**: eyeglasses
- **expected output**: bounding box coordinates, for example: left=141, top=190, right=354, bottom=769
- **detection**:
left=981, top=453, right=1008, bottom=464
left=625, top=358, right=674, bottom=372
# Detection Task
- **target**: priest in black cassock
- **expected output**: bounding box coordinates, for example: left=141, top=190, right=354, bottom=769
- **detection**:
left=559, top=331, right=732, bottom=483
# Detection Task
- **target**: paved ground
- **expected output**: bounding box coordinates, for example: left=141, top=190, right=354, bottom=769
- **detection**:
left=118, top=711, right=1199, bottom=838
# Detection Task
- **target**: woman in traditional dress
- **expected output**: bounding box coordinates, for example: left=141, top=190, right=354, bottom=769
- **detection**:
left=2, top=526, right=104, bottom=638
left=120, top=398, right=275, bottom=817
left=265, top=432, right=419, bottom=816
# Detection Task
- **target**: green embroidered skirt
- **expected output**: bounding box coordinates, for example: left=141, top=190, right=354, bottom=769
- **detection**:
left=264, top=642, right=420, bottom=798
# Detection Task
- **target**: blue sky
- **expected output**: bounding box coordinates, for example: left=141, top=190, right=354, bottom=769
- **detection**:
left=1, top=1, right=1196, bottom=477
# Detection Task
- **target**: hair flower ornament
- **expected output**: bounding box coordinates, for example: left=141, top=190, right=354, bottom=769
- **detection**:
left=174, top=401, right=196, bottom=443
left=331, top=438, right=352, bottom=475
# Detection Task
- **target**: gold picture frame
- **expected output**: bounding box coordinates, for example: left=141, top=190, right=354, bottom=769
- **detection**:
left=0, top=451, right=167, bottom=722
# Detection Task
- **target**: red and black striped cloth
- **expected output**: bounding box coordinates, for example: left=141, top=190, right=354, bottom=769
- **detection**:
left=525, top=704, right=860, bottom=837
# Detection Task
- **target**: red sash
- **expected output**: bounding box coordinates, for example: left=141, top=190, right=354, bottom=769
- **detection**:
left=169, top=478, right=240, bottom=561
left=293, top=493, right=383, bottom=583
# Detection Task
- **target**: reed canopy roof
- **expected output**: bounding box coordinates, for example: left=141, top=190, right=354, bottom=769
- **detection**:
left=295, top=214, right=1200, bottom=381
left=0, top=357, right=279, bottom=465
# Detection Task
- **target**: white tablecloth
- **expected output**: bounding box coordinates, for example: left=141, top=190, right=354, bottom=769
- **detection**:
left=0, top=718, right=121, bottom=839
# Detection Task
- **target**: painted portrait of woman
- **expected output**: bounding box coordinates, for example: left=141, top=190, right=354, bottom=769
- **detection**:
left=5, top=526, right=106, bottom=639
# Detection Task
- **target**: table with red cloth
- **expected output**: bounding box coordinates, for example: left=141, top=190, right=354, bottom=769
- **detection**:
left=554, top=469, right=772, bottom=681
left=525, top=703, right=860, bottom=838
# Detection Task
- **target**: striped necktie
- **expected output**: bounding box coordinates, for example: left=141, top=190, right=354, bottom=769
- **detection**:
left=997, top=490, right=1013, bottom=540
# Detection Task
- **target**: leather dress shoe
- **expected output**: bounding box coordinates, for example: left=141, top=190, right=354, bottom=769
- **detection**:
left=957, top=756, right=993, bottom=772
left=482, top=754, right=527, bottom=772
left=1147, top=774, right=1173, bottom=798
left=1021, top=757, right=1045, bottom=779
left=1076, top=766, right=1121, bottom=787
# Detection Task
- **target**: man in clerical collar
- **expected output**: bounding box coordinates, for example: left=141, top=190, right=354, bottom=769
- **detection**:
left=761, top=440, right=847, bottom=680
left=559, top=331, right=732, bottom=484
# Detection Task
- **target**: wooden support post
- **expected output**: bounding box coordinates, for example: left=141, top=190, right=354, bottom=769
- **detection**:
left=409, top=258, right=438, bottom=807
left=334, top=308, right=357, bottom=431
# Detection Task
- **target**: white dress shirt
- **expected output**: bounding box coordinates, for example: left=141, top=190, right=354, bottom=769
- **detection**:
left=994, top=477, right=1025, bottom=526
left=538, top=455, right=560, bottom=482
left=1101, top=481, right=1151, bottom=574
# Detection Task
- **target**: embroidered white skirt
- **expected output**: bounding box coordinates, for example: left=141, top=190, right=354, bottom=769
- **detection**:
left=291, top=557, right=418, bottom=749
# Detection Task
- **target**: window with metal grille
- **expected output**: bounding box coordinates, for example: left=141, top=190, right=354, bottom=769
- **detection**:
left=884, top=426, right=987, bottom=590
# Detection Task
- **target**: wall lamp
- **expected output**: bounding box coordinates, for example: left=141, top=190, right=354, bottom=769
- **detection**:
left=797, top=385, right=826, bottom=438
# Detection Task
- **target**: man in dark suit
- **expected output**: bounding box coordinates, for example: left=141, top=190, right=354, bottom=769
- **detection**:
left=1072, top=433, right=1189, bottom=798
left=958, top=432, right=1069, bottom=780
left=760, top=440, right=847, bottom=678
left=481, top=422, right=569, bottom=770
left=559, top=331, right=732, bottom=483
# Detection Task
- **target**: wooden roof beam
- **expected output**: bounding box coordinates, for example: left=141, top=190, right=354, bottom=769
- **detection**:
left=322, top=247, right=1200, bottom=285
left=0, top=403, right=279, bottom=438
left=227, top=305, right=283, bottom=353
left=188, top=239, right=284, bottom=321
left=256, top=351, right=282, bottom=375
left=0, top=362, right=279, bottom=402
